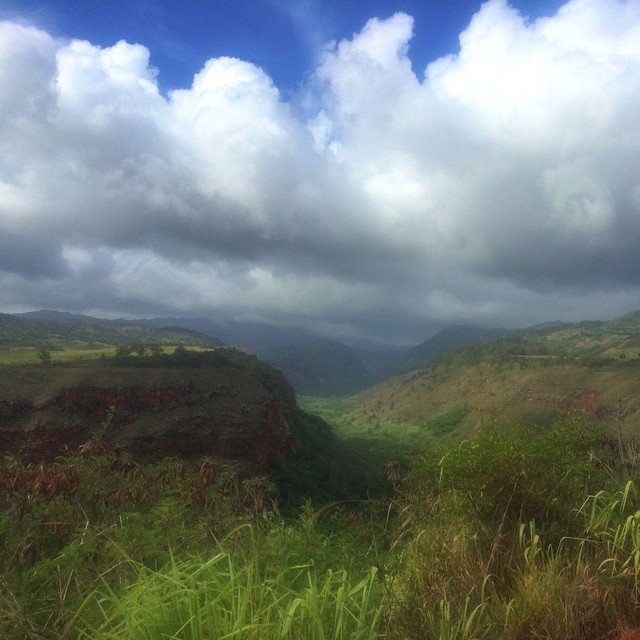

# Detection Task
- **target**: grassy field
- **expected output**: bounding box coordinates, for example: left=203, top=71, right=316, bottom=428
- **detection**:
left=0, top=346, right=118, bottom=364
left=0, top=345, right=215, bottom=365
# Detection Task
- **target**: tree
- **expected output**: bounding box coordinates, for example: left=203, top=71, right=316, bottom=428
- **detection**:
left=149, top=344, right=164, bottom=357
left=132, top=343, right=150, bottom=357
left=115, top=344, right=133, bottom=357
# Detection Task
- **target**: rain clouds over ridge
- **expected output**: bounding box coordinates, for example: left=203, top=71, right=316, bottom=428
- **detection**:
left=1, top=0, right=640, bottom=343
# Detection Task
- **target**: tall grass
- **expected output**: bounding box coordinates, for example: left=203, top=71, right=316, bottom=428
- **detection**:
left=78, top=534, right=384, bottom=640
left=385, top=418, right=640, bottom=639
left=4, top=415, right=640, bottom=639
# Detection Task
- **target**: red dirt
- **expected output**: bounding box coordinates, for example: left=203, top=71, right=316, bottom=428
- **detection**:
left=0, top=357, right=297, bottom=468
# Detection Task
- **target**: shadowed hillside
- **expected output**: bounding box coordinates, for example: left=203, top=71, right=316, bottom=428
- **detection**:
left=0, top=349, right=296, bottom=466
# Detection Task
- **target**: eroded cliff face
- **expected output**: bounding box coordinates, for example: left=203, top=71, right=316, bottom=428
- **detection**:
left=0, top=350, right=297, bottom=467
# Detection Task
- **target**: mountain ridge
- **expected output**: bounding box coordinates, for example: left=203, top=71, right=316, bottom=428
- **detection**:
left=346, top=310, right=640, bottom=441
left=4, top=311, right=223, bottom=349
left=8, top=309, right=639, bottom=396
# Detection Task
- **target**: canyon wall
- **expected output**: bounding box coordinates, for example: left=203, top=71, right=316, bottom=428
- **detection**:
left=0, top=350, right=297, bottom=467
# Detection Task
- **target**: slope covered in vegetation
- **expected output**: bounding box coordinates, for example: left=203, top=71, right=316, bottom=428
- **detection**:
left=2, top=416, right=640, bottom=638
left=348, top=312, right=640, bottom=441
left=3, top=312, right=640, bottom=638
left=0, top=312, right=221, bottom=362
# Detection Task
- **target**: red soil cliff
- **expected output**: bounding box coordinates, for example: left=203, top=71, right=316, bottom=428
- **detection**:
left=0, top=350, right=297, bottom=468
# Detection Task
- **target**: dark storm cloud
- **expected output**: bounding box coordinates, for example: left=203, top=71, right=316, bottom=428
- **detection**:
left=0, top=231, right=67, bottom=278
left=1, top=1, right=640, bottom=342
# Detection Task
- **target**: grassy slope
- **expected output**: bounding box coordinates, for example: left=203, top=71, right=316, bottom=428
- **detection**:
left=302, top=358, right=640, bottom=469
left=0, top=313, right=221, bottom=354
left=298, top=314, right=640, bottom=471
left=353, top=358, right=640, bottom=435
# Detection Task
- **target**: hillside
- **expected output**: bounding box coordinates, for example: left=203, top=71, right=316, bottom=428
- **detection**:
left=347, top=312, right=640, bottom=440
left=3, top=311, right=222, bottom=350
left=257, top=340, right=373, bottom=395
left=0, top=349, right=296, bottom=466
left=386, top=324, right=509, bottom=376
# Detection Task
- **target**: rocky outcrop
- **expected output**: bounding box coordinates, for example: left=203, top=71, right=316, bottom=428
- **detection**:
left=0, top=350, right=297, bottom=467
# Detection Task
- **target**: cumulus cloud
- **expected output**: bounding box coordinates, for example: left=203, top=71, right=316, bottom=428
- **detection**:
left=1, top=0, right=640, bottom=343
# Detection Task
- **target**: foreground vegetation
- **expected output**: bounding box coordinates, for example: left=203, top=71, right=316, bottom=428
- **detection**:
left=2, top=413, right=640, bottom=638
left=3, top=312, right=640, bottom=637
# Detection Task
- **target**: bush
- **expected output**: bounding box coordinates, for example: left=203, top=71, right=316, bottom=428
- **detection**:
left=406, top=416, right=610, bottom=538
left=384, top=416, right=634, bottom=640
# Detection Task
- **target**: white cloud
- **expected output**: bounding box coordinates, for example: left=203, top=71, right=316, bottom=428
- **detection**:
left=1, top=1, right=640, bottom=342
left=0, top=21, right=55, bottom=122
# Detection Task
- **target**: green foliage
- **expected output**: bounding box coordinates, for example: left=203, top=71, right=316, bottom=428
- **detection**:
left=78, top=538, right=384, bottom=640
left=114, top=344, right=134, bottom=357
left=384, top=416, right=640, bottom=639
left=576, top=480, right=640, bottom=594
left=3, top=409, right=640, bottom=639
left=0, top=448, right=388, bottom=639
left=36, top=348, right=51, bottom=364
left=409, top=417, right=610, bottom=540
left=111, top=346, right=234, bottom=368
left=0, top=453, right=266, bottom=636
left=300, top=395, right=435, bottom=467
left=267, top=410, right=389, bottom=508
left=423, top=405, right=469, bottom=436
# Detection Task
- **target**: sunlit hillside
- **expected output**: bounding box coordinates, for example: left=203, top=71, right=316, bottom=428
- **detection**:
left=347, top=313, right=640, bottom=440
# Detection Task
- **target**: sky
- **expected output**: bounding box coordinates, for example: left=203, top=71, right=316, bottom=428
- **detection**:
left=1, top=0, right=639, bottom=345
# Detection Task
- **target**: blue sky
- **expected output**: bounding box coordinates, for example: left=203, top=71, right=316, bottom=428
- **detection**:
left=2, top=0, right=562, bottom=92
left=1, top=0, right=639, bottom=343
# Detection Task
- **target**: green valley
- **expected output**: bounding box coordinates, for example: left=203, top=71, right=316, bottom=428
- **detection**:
left=2, top=311, right=640, bottom=638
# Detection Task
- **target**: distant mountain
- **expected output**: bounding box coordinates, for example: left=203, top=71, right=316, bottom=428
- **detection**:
left=18, top=310, right=98, bottom=322
left=116, top=316, right=227, bottom=340
left=354, top=345, right=409, bottom=375
left=125, top=317, right=332, bottom=350
left=256, top=340, right=373, bottom=396
left=127, top=317, right=379, bottom=395
left=522, top=320, right=573, bottom=334
left=385, top=325, right=509, bottom=376
left=4, top=312, right=222, bottom=349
